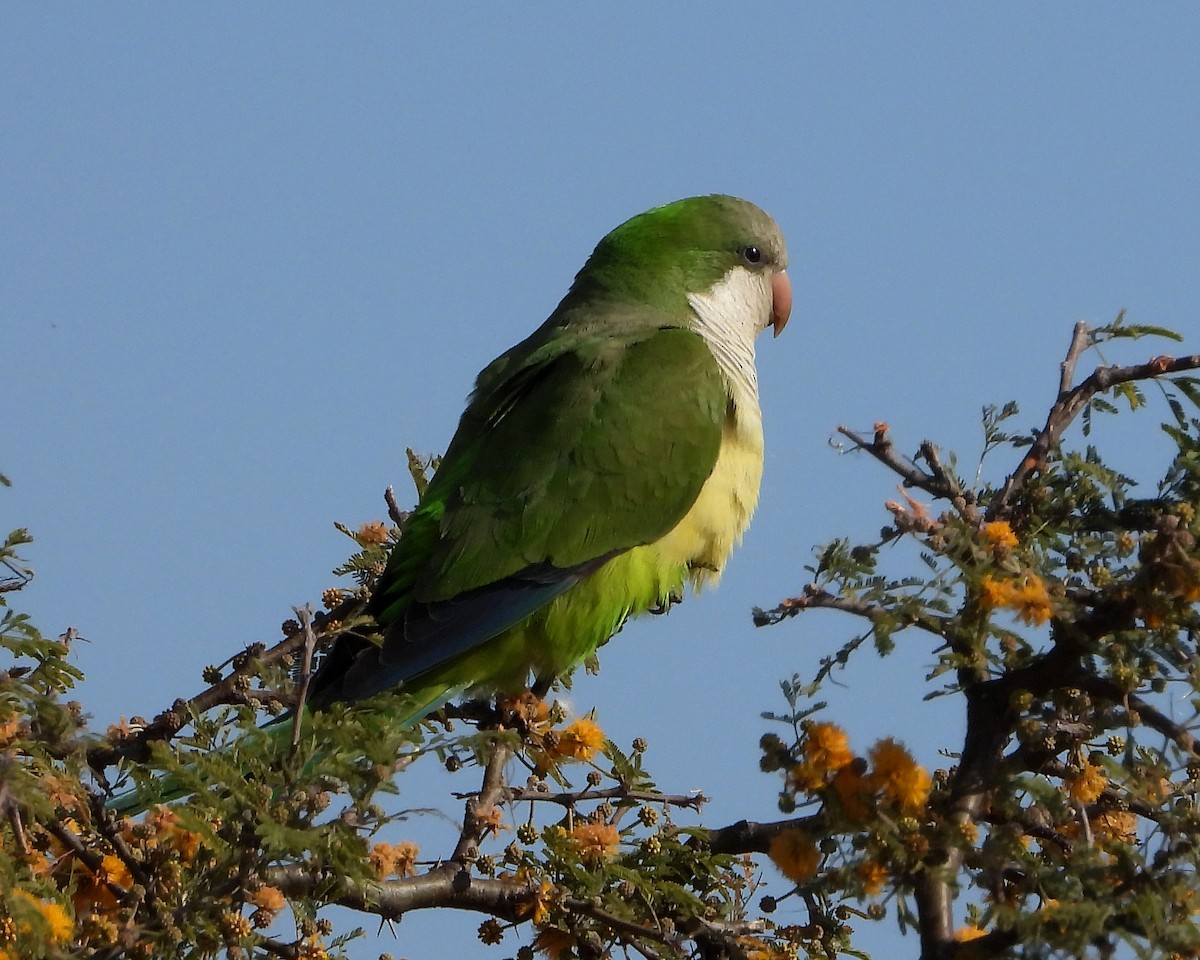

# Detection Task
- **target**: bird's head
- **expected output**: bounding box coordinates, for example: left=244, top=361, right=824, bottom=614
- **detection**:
left=567, top=194, right=791, bottom=339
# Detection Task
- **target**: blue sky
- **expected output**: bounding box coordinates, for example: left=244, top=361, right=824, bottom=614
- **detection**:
left=5, top=6, right=1200, bottom=957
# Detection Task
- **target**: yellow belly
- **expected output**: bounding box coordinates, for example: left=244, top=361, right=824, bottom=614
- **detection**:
left=647, top=400, right=764, bottom=589
left=455, top=398, right=764, bottom=691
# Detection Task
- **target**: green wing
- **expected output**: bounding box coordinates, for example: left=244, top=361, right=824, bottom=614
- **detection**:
left=341, top=323, right=726, bottom=695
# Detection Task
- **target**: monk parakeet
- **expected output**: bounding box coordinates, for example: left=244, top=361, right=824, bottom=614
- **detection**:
left=307, top=194, right=790, bottom=720
left=106, top=195, right=788, bottom=814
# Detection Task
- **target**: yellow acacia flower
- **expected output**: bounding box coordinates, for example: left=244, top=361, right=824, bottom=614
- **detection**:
left=98, top=854, right=133, bottom=890
left=978, top=573, right=1053, bottom=626
left=857, top=859, right=889, bottom=896
left=804, top=721, right=853, bottom=774
left=831, top=765, right=875, bottom=823
left=369, top=841, right=419, bottom=878
left=143, top=808, right=203, bottom=864
left=767, top=828, right=819, bottom=883
left=869, top=739, right=931, bottom=814
left=9, top=890, right=73, bottom=945
left=37, top=900, right=72, bottom=944
left=983, top=521, right=1019, bottom=550
left=788, top=722, right=854, bottom=794
left=568, top=823, right=620, bottom=862
left=1011, top=575, right=1053, bottom=626
left=1067, top=762, right=1107, bottom=805
left=249, top=886, right=287, bottom=912
left=736, top=935, right=790, bottom=960
left=356, top=521, right=390, bottom=545
left=550, top=716, right=606, bottom=762
left=517, top=879, right=556, bottom=926
left=1093, top=810, right=1138, bottom=844
left=978, top=575, right=1012, bottom=609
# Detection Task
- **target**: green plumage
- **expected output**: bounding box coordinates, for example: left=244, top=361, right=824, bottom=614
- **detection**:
left=310, top=194, right=789, bottom=713
left=107, top=195, right=788, bottom=814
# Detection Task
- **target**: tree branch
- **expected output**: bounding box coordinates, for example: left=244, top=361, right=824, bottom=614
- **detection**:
left=703, top=813, right=825, bottom=855
left=266, top=865, right=533, bottom=922
left=987, top=345, right=1200, bottom=519
left=754, top=585, right=952, bottom=640
left=87, top=596, right=366, bottom=771
left=451, top=739, right=514, bottom=865
left=837, top=423, right=956, bottom=499
left=503, top=784, right=707, bottom=812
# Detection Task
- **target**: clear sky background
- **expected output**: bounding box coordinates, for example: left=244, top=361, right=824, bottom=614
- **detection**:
left=5, top=6, right=1200, bottom=958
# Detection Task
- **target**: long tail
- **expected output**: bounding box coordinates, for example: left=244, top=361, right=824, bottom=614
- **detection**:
left=104, top=680, right=468, bottom=816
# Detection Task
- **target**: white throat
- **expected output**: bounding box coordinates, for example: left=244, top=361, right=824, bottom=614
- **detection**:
left=686, top=266, right=771, bottom=405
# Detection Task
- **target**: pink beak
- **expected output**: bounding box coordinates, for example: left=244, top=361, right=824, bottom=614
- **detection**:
left=771, top=270, right=792, bottom=337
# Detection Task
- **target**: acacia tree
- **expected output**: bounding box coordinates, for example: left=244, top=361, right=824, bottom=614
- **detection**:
left=3, top=317, right=1200, bottom=960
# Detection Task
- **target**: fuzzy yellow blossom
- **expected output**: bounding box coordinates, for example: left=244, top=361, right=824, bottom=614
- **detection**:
left=142, top=808, right=202, bottom=864
left=550, top=716, right=605, bottom=762
left=9, top=890, right=73, bottom=945
left=869, top=739, right=932, bottom=814
left=72, top=853, right=134, bottom=913
left=804, top=721, right=853, bottom=774
left=249, top=886, right=287, bottom=912
left=1068, top=763, right=1107, bottom=805
left=517, top=879, right=556, bottom=926
left=36, top=899, right=72, bottom=943
left=369, top=841, right=419, bottom=878
left=356, top=521, right=390, bottom=545
left=788, top=722, right=854, bottom=793
left=857, top=859, right=889, bottom=896
left=767, top=829, right=819, bottom=883
left=831, top=765, right=875, bottom=823
left=978, top=574, right=1053, bottom=626
left=983, top=521, right=1019, bottom=550
left=1093, top=810, right=1138, bottom=844
left=978, top=576, right=1011, bottom=609
left=97, top=854, right=133, bottom=890
left=568, top=822, right=620, bottom=862
left=533, top=927, right=576, bottom=959
left=955, top=925, right=987, bottom=941
left=736, top=936, right=789, bottom=960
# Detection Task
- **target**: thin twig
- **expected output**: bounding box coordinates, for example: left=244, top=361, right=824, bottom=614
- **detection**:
left=451, top=739, right=514, bottom=864
left=384, top=485, right=409, bottom=527
left=754, top=585, right=952, bottom=640
left=987, top=350, right=1200, bottom=519
left=837, top=424, right=954, bottom=499
left=1058, top=321, right=1093, bottom=399
left=87, top=596, right=367, bottom=770
left=502, top=785, right=707, bottom=811
left=291, top=605, right=318, bottom=751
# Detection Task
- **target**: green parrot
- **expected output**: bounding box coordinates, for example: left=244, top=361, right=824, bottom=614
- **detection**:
left=106, top=195, right=788, bottom=813
left=306, top=193, right=790, bottom=720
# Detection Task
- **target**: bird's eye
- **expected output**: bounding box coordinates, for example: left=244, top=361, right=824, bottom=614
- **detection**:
left=740, top=245, right=763, bottom=265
